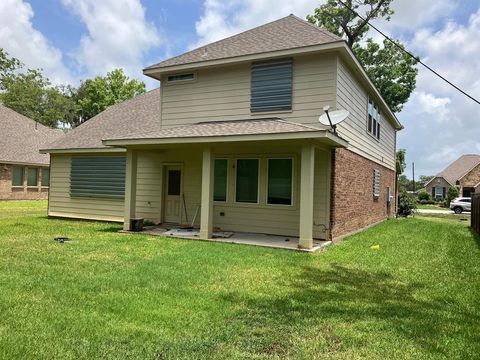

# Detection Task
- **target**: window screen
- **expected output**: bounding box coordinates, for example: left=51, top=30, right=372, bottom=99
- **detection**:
left=41, top=168, right=50, bottom=187
left=373, top=169, right=380, bottom=198
left=251, top=58, right=292, bottom=112
left=70, top=157, right=126, bottom=198
left=12, top=166, right=24, bottom=186
left=236, top=159, right=259, bottom=203
left=267, top=159, right=293, bottom=205
left=167, top=73, right=195, bottom=82
left=214, top=159, right=228, bottom=202
left=27, top=168, right=38, bottom=187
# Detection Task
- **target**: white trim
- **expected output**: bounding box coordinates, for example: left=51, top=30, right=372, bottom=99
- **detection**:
left=266, top=157, right=294, bottom=207
left=234, top=158, right=260, bottom=205
left=40, top=147, right=126, bottom=154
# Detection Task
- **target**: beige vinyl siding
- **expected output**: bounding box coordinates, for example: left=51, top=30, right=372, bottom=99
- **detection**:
left=335, top=57, right=396, bottom=170
left=160, top=53, right=337, bottom=128
left=48, top=153, right=124, bottom=222
left=135, top=151, right=164, bottom=223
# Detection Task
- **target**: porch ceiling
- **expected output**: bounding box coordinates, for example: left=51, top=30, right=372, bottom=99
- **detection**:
left=102, top=118, right=348, bottom=148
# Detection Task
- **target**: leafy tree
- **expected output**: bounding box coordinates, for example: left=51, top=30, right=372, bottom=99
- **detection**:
left=71, top=69, right=146, bottom=126
left=354, top=39, right=418, bottom=112
left=0, top=49, right=22, bottom=83
left=1, top=68, right=72, bottom=127
left=396, top=149, right=406, bottom=175
left=398, top=189, right=416, bottom=216
left=417, top=175, right=434, bottom=189
left=307, top=0, right=419, bottom=112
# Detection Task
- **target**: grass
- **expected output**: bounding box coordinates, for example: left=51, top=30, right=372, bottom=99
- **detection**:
left=0, top=201, right=479, bottom=359
left=416, top=204, right=445, bottom=210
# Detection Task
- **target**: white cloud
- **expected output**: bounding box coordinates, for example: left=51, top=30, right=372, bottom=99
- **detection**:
left=193, top=0, right=319, bottom=48
left=61, top=0, right=161, bottom=80
left=0, top=0, right=73, bottom=84
left=398, top=9, right=480, bottom=176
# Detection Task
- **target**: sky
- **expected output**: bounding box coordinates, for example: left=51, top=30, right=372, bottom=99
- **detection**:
left=1, top=0, right=479, bottom=177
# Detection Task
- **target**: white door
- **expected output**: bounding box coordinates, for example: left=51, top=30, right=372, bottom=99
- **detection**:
left=164, top=167, right=182, bottom=223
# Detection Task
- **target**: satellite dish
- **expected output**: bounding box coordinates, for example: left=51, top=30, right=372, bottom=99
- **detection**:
left=319, top=106, right=349, bottom=135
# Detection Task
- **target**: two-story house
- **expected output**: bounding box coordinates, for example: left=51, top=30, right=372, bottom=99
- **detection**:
left=42, top=15, right=402, bottom=249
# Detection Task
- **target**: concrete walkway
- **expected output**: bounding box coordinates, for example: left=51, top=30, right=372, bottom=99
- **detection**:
left=416, top=209, right=454, bottom=214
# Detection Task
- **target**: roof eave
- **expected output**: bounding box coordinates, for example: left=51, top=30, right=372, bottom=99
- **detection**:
left=102, top=130, right=349, bottom=148
left=40, top=147, right=126, bottom=154
left=143, top=41, right=345, bottom=79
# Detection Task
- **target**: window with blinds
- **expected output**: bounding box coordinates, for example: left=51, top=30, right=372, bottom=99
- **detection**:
left=70, top=157, right=126, bottom=198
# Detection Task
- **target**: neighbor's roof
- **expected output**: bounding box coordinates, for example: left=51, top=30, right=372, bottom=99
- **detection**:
left=145, top=14, right=342, bottom=71
left=0, top=105, right=64, bottom=165
left=433, top=154, right=480, bottom=185
left=43, top=88, right=161, bottom=151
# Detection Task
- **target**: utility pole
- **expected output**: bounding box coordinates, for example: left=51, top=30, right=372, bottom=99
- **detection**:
left=412, top=162, right=416, bottom=193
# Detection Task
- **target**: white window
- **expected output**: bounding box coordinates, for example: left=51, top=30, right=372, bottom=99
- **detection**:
left=368, top=97, right=381, bottom=140
left=373, top=169, right=380, bottom=198
left=435, top=187, right=443, bottom=198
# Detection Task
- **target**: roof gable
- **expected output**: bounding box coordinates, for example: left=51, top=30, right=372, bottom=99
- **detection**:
left=145, top=15, right=341, bottom=71
left=436, top=154, right=480, bottom=184
left=0, top=105, right=63, bottom=165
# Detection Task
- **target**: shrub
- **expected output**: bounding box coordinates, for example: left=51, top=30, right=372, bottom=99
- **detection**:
left=398, top=190, right=417, bottom=217
left=447, top=186, right=460, bottom=205
left=417, top=190, right=431, bottom=201
left=419, top=199, right=435, bottom=205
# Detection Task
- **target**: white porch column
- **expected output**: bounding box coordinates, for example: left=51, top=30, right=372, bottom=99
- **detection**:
left=123, top=149, right=138, bottom=231
left=299, top=143, right=315, bottom=249
left=199, top=147, right=214, bottom=239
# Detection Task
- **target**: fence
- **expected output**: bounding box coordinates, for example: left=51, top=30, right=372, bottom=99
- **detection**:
left=472, top=194, right=480, bottom=236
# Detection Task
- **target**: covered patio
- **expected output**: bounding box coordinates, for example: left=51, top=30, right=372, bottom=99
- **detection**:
left=103, top=118, right=348, bottom=250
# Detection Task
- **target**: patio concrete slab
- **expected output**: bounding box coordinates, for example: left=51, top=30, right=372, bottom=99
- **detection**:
left=124, top=226, right=331, bottom=252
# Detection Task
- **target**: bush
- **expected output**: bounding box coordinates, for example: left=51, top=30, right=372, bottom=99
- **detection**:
left=447, top=186, right=460, bottom=205
left=417, top=190, right=431, bottom=201
left=418, top=199, right=435, bottom=205
left=398, top=190, right=417, bottom=216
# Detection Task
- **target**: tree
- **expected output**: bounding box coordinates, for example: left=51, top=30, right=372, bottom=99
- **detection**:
left=71, top=69, right=146, bottom=126
left=417, top=175, right=434, bottom=189
left=396, top=149, right=406, bottom=175
left=1, top=68, right=72, bottom=127
left=307, top=0, right=419, bottom=112
left=354, top=39, right=418, bottom=112
left=0, top=49, right=22, bottom=82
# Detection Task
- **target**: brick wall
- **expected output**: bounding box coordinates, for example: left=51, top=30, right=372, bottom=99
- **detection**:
left=330, top=148, right=395, bottom=239
left=0, top=163, right=49, bottom=200
left=459, top=163, right=480, bottom=196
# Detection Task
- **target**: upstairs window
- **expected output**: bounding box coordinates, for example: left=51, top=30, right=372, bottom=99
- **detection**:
left=368, top=97, right=381, bottom=140
left=251, top=58, right=292, bottom=112
left=167, top=73, right=195, bottom=83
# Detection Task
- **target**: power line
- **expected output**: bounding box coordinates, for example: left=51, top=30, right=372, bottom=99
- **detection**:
left=336, top=0, right=480, bottom=105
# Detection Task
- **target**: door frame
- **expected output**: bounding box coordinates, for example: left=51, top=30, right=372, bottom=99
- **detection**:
left=162, top=164, right=184, bottom=224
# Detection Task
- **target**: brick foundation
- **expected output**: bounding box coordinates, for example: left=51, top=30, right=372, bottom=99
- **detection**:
left=330, top=149, right=396, bottom=240
left=0, top=163, right=49, bottom=200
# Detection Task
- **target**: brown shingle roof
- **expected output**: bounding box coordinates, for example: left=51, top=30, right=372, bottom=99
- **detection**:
left=145, top=14, right=342, bottom=71
left=44, top=88, right=161, bottom=151
left=104, top=118, right=321, bottom=142
left=0, top=105, right=64, bottom=165
left=436, top=154, right=480, bottom=184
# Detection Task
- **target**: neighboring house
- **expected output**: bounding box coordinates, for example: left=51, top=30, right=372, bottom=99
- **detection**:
left=42, top=15, right=402, bottom=248
left=425, top=154, right=480, bottom=199
left=0, top=105, right=63, bottom=200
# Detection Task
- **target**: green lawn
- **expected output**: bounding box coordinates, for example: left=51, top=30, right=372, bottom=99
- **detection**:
left=0, top=201, right=479, bottom=359
left=416, top=204, right=445, bottom=210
